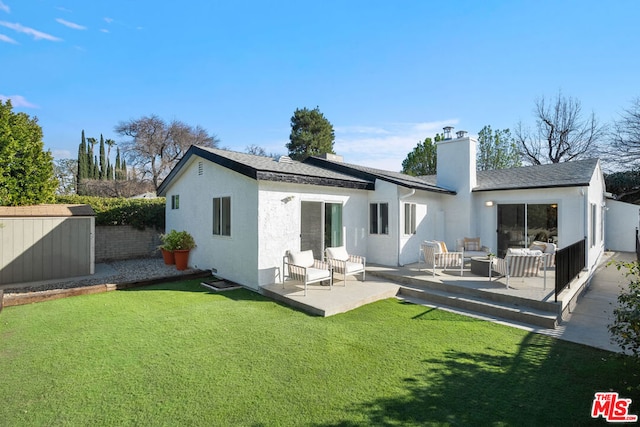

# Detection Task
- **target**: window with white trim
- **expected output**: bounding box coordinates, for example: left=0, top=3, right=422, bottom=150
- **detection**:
left=404, top=203, right=417, bottom=235
left=171, top=195, right=180, bottom=210
left=369, top=203, right=389, bottom=235
left=213, top=196, right=231, bottom=236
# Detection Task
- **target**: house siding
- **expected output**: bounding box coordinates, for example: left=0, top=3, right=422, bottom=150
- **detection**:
left=256, top=181, right=368, bottom=289
left=164, top=156, right=260, bottom=287
left=606, top=199, right=639, bottom=252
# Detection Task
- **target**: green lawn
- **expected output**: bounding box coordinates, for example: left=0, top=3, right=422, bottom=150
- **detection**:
left=1, top=279, right=638, bottom=426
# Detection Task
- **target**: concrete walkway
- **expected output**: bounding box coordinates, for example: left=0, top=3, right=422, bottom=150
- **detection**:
left=548, top=251, right=633, bottom=353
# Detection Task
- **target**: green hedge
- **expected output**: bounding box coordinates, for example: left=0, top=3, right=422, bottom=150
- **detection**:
left=56, top=195, right=166, bottom=230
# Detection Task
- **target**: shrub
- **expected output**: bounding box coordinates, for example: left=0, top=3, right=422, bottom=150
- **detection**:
left=609, top=260, right=640, bottom=359
left=55, top=195, right=165, bottom=230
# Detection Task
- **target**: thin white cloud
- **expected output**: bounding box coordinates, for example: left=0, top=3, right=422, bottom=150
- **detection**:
left=0, top=94, right=39, bottom=108
left=334, top=125, right=390, bottom=135
left=0, top=1, right=9, bottom=13
left=100, top=28, right=109, bottom=33
left=104, top=17, right=113, bottom=24
left=335, top=119, right=459, bottom=171
left=56, top=18, right=87, bottom=30
left=0, top=21, right=62, bottom=41
left=0, top=33, right=17, bottom=43
left=56, top=7, right=73, bottom=13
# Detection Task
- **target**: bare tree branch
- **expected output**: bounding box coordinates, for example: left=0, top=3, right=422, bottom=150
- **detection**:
left=516, top=91, right=605, bottom=164
left=115, top=115, right=219, bottom=190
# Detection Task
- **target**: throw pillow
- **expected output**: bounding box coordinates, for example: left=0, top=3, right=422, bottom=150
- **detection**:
left=464, top=237, right=481, bottom=251
left=290, top=250, right=315, bottom=268
left=327, top=246, right=349, bottom=262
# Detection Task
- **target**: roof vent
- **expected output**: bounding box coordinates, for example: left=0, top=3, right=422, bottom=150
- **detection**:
left=443, top=126, right=454, bottom=140
left=277, top=155, right=293, bottom=164
left=456, top=130, right=467, bottom=138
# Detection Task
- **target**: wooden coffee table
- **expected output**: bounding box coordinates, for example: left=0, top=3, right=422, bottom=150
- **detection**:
left=470, top=257, right=492, bottom=277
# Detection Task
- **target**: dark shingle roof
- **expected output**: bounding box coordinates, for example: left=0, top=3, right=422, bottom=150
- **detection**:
left=157, top=146, right=374, bottom=196
left=158, top=145, right=600, bottom=196
left=419, top=159, right=599, bottom=191
left=305, top=156, right=455, bottom=194
left=474, top=159, right=599, bottom=191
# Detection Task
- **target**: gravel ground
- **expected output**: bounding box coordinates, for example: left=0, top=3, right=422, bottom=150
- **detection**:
left=1, top=258, right=204, bottom=293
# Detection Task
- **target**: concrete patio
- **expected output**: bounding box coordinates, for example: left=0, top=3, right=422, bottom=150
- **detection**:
left=259, top=254, right=601, bottom=328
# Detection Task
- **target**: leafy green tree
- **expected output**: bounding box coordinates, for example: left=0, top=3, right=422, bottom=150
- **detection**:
left=477, top=126, right=522, bottom=171
left=401, top=135, right=441, bottom=176
left=0, top=100, right=57, bottom=205
left=287, top=106, right=335, bottom=161
left=605, top=170, right=640, bottom=204
left=609, top=260, right=640, bottom=359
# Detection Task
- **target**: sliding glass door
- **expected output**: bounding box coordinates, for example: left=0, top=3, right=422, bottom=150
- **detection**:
left=300, top=201, right=343, bottom=258
left=497, top=203, right=557, bottom=257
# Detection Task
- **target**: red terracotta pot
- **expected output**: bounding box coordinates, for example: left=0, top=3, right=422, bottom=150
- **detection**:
left=174, top=249, right=190, bottom=271
left=161, top=248, right=175, bottom=265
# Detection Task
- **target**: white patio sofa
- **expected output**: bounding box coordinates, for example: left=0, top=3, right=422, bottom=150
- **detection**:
left=529, top=240, right=557, bottom=267
left=420, top=241, right=464, bottom=277
left=489, top=248, right=548, bottom=289
left=325, top=246, right=366, bottom=285
left=283, top=250, right=333, bottom=296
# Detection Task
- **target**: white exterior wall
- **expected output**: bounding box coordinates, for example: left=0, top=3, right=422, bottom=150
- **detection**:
left=256, top=181, right=368, bottom=289
left=585, top=164, right=606, bottom=271
left=472, top=187, right=588, bottom=253
left=436, top=136, right=477, bottom=249
left=367, top=179, right=399, bottom=265
left=606, top=199, right=640, bottom=252
left=398, top=190, right=444, bottom=265
left=164, top=157, right=260, bottom=287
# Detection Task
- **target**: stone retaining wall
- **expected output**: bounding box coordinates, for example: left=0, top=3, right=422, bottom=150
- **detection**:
left=95, top=225, right=163, bottom=262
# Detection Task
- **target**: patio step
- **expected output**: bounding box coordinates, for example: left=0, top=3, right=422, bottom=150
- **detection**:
left=397, top=285, right=558, bottom=329
left=367, top=269, right=559, bottom=329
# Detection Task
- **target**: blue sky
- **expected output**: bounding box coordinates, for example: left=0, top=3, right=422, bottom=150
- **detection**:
left=1, top=1, right=638, bottom=172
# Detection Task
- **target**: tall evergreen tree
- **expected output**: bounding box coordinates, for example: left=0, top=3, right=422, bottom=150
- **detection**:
left=287, top=106, right=335, bottom=161
left=99, top=134, right=106, bottom=180
left=401, top=134, right=442, bottom=176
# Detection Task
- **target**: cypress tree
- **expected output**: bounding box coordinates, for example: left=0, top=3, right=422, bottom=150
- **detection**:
left=99, top=134, right=106, bottom=180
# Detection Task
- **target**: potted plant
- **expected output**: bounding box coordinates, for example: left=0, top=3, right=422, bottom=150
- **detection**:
left=171, top=230, right=196, bottom=270
left=159, top=231, right=180, bottom=265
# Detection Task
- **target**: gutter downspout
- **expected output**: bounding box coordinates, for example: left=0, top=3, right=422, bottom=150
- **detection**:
left=398, top=189, right=416, bottom=266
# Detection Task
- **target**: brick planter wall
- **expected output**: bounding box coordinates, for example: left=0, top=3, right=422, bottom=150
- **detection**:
left=95, top=226, right=163, bottom=262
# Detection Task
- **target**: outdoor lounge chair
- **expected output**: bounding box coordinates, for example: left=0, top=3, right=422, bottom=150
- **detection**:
left=283, top=250, right=333, bottom=296
left=420, top=241, right=464, bottom=278
left=325, top=246, right=366, bottom=285
left=489, top=249, right=547, bottom=289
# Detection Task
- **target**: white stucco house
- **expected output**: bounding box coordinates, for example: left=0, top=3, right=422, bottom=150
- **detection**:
left=157, top=132, right=629, bottom=291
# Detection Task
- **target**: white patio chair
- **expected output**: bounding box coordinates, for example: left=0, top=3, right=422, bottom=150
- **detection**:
left=325, top=246, right=366, bottom=285
left=283, top=250, right=333, bottom=296
left=490, top=249, right=547, bottom=289
left=420, top=241, right=464, bottom=278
